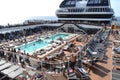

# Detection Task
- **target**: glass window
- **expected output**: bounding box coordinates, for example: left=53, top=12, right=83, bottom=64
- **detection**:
left=65, top=1, right=71, bottom=5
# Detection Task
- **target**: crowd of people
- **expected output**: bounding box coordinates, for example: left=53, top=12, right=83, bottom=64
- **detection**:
left=0, top=25, right=58, bottom=43
left=0, top=24, right=95, bottom=80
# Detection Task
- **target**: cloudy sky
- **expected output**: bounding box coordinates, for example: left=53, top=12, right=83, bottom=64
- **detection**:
left=0, top=0, right=119, bottom=25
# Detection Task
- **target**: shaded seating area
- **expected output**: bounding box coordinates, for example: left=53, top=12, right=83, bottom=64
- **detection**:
left=0, top=60, right=24, bottom=79
left=86, top=30, right=109, bottom=60
left=0, top=59, right=42, bottom=80
left=86, top=41, right=105, bottom=59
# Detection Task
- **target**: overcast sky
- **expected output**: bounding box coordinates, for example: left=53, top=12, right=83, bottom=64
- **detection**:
left=0, top=0, right=119, bottom=25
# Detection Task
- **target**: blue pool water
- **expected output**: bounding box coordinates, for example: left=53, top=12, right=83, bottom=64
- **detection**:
left=16, top=33, right=69, bottom=55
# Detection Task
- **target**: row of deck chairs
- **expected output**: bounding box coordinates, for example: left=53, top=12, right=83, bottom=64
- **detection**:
left=86, top=30, right=109, bottom=60
left=0, top=60, right=24, bottom=80
left=0, top=59, right=42, bottom=80
left=86, top=40, right=105, bottom=59
left=112, top=54, right=120, bottom=80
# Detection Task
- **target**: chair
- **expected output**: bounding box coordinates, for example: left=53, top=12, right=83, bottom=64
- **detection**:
left=77, top=67, right=89, bottom=80
left=67, top=68, right=78, bottom=80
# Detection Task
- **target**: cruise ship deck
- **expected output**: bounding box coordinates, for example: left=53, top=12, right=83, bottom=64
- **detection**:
left=0, top=0, right=118, bottom=80
left=0, top=23, right=119, bottom=80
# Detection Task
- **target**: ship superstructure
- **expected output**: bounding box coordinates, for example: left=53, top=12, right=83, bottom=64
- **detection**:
left=56, top=0, right=114, bottom=24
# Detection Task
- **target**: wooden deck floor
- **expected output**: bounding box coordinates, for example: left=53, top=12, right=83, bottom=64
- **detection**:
left=45, top=73, right=66, bottom=80
left=43, top=35, right=114, bottom=80
left=89, top=34, right=114, bottom=80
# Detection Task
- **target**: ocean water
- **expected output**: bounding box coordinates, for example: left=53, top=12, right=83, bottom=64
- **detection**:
left=24, top=16, right=58, bottom=22
left=117, top=17, right=120, bottom=22
left=0, top=16, right=57, bottom=26
left=116, top=17, right=120, bottom=27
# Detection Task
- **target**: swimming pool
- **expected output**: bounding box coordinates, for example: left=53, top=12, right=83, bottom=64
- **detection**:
left=16, top=33, right=69, bottom=55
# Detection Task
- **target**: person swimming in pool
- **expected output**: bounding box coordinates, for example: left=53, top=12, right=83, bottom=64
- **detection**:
left=33, top=43, right=35, bottom=46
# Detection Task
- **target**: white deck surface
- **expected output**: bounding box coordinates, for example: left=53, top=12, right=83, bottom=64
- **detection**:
left=8, top=68, right=24, bottom=78
left=1, top=65, right=19, bottom=74
left=0, top=63, right=12, bottom=71
left=0, top=60, right=6, bottom=65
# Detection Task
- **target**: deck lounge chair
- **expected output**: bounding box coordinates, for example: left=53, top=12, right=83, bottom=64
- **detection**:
left=112, top=70, right=120, bottom=74
left=113, top=47, right=120, bottom=54
left=113, top=62, right=120, bottom=66
left=45, top=46, right=52, bottom=51
left=87, top=48, right=98, bottom=58
left=112, top=72, right=120, bottom=80
left=77, top=67, right=89, bottom=80
left=66, top=68, right=78, bottom=80
left=63, top=44, right=71, bottom=50
left=8, top=68, right=24, bottom=78
left=1, top=65, right=19, bottom=75
left=0, top=63, right=12, bottom=71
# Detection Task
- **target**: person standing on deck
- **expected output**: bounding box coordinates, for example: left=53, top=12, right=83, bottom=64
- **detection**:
left=70, top=54, right=76, bottom=70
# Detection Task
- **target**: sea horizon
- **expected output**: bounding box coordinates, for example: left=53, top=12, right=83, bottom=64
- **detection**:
left=0, top=16, right=120, bottom=26
left=0, top=16, right=58, bottom=26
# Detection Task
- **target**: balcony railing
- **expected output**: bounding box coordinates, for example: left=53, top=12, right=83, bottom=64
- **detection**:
left=56, top=7, right=114, bottom=13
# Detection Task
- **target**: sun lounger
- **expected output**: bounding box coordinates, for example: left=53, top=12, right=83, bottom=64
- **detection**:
left=77, top=67, right=89, bottom=80
left=54, top=52, right=61, bottom=56
left=114, top=40, right=120, bottom=43
left=113, top=47, right=120, bottom=54
left=52, top=43, right=57, bottom=48
left=0, top=63, right=12, bottom=71
left=78, top=67, right=87, bottom=75
left=65, top=68, right=78, bottom=80
left=68, top=72, right=78, bottom=80
left=46, top=55, right=54, bottom=60
left=45, top=46, right=52, bottom=51
left=87, top=48, right=98, bottom=58
left=1, top=65, right=19, bottom=75
left=8, top=68, right=24, bottom=78
left=112, top=70, right=120, bottom=74
left=113, top=62, right=120, bottom=66
left=112, top=72, right=120, bottom=80
left=63, top=44, right=71, bottom=50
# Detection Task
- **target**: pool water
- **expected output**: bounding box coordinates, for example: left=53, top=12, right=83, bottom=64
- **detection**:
left=16, top=33, right=69, bottom=55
